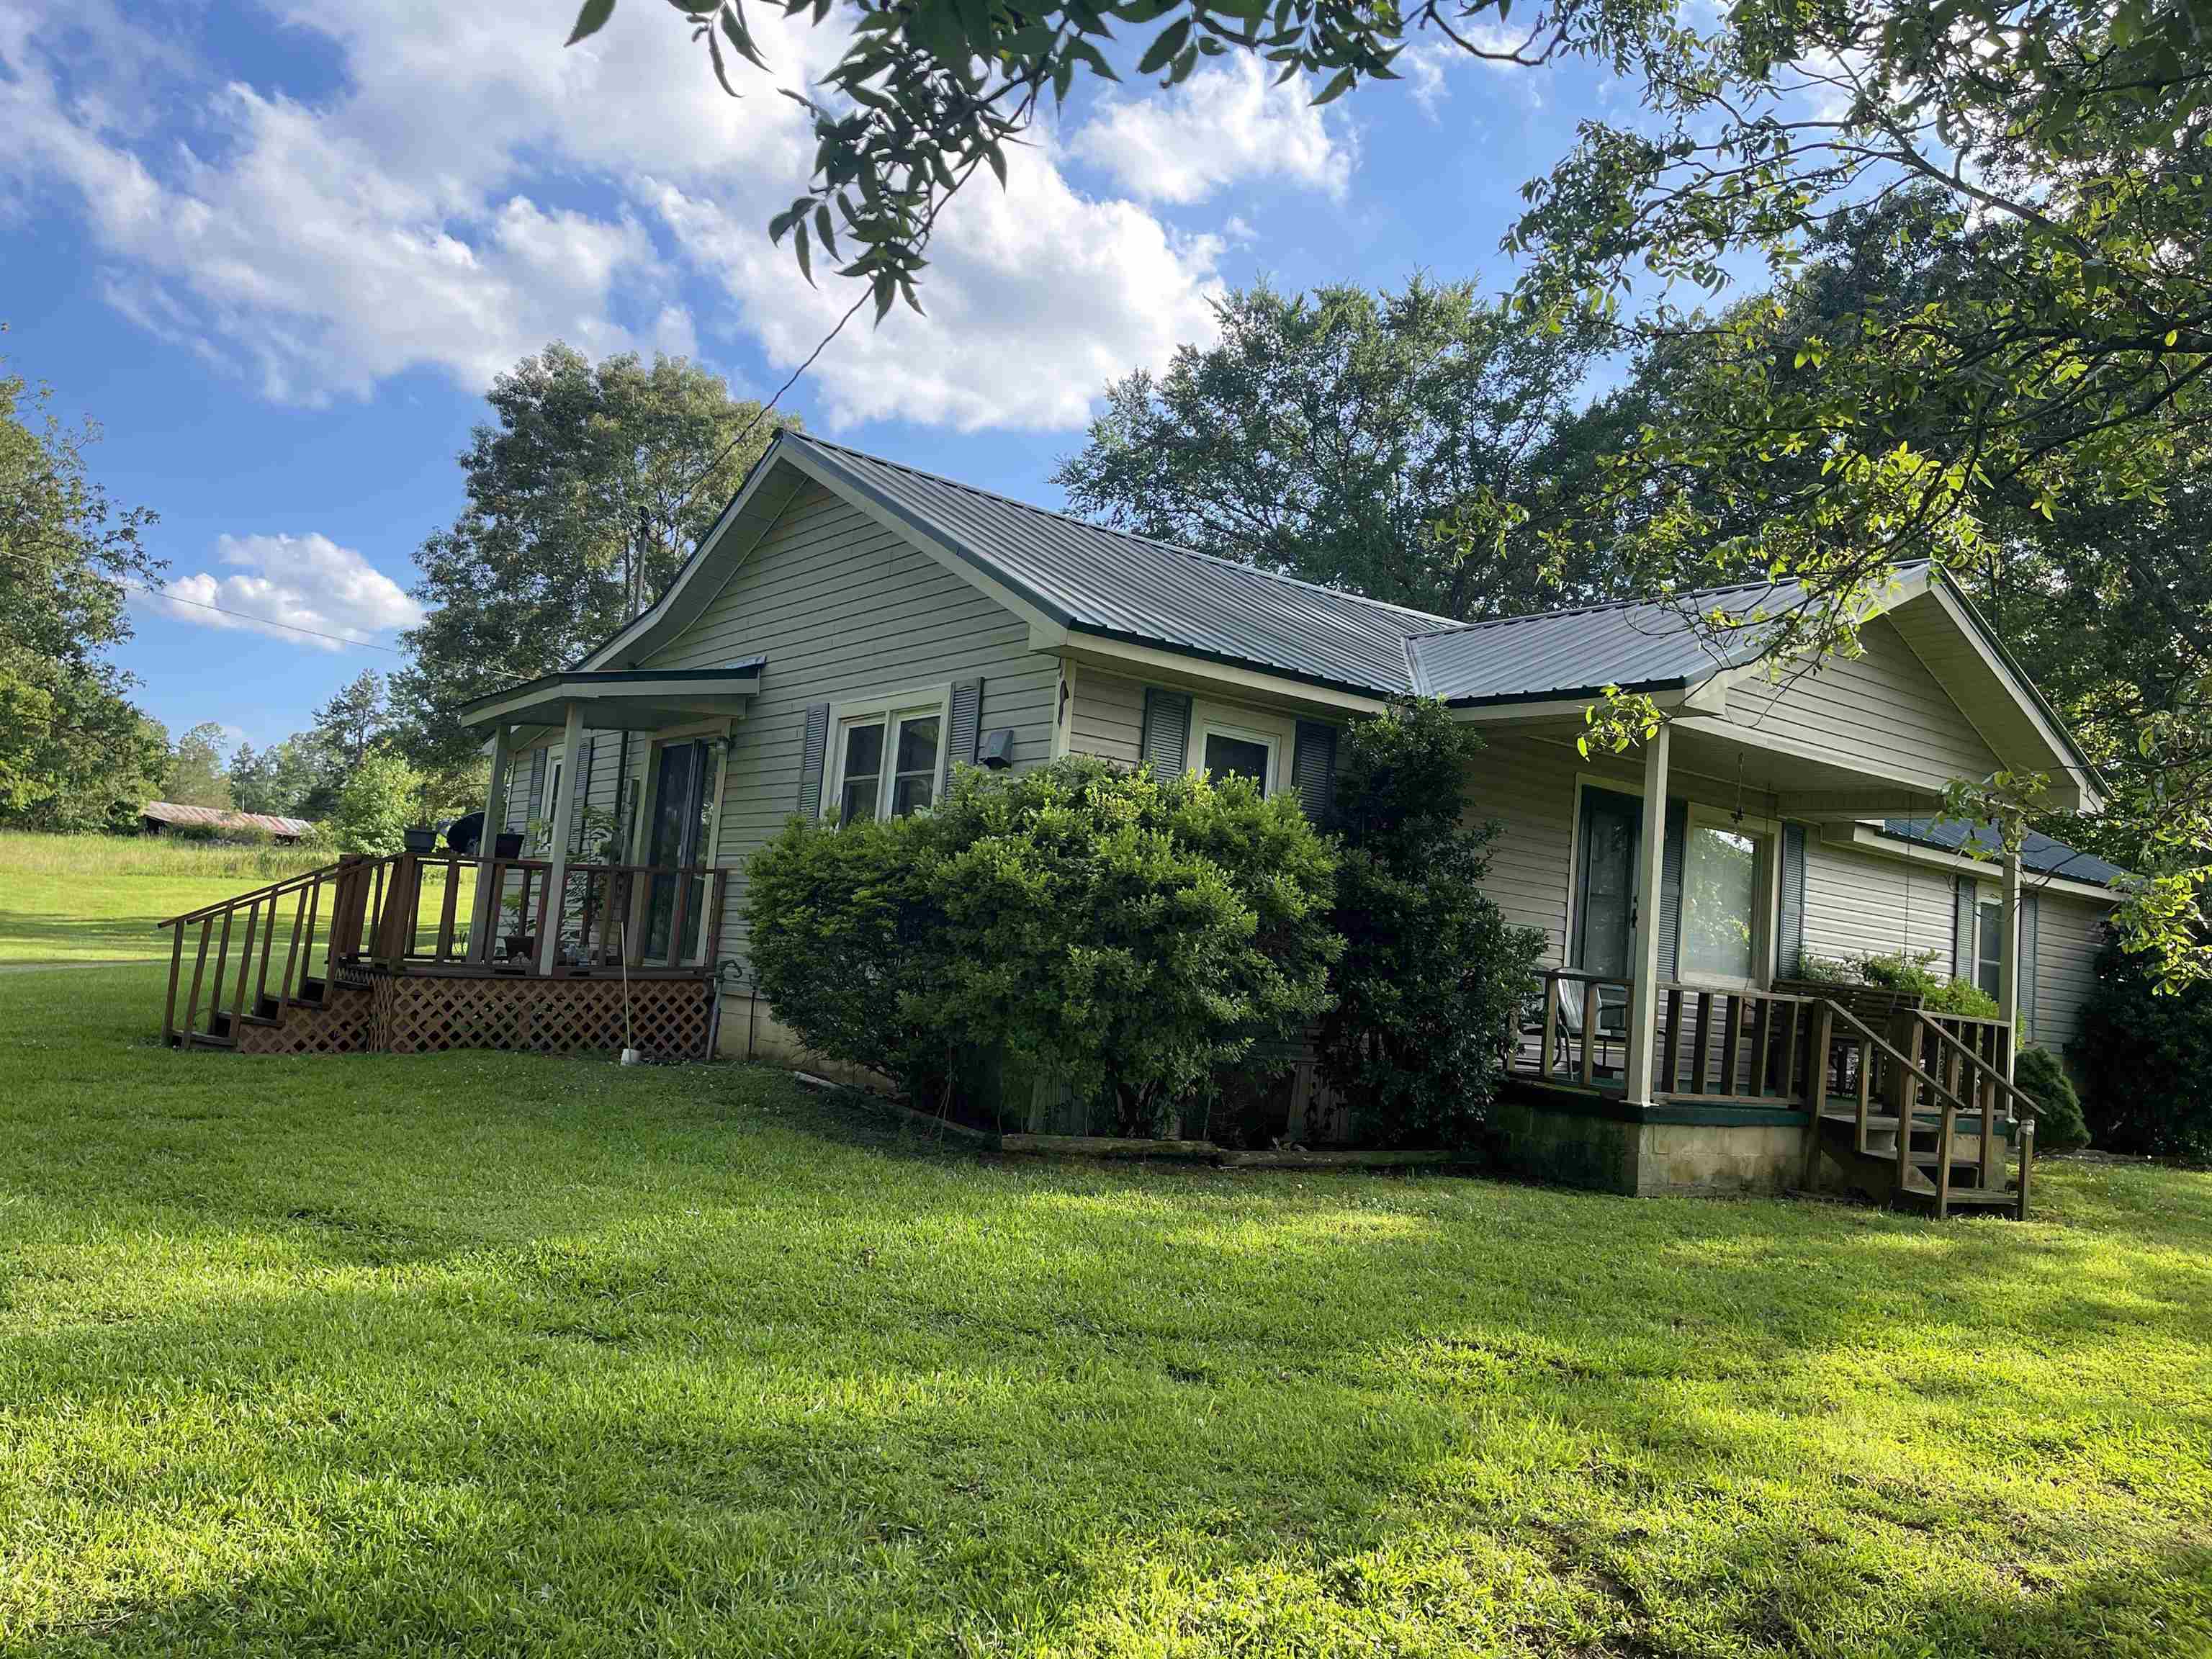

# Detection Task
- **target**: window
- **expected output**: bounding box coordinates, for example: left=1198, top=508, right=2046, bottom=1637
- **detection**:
left=1678, top=820, right=1770, bottom=985
left=827, top=690, right=948, bottom=825
left=1976, top=900, right=2003, bottom=1002
left=1190, top=701, right=1293, bottom=794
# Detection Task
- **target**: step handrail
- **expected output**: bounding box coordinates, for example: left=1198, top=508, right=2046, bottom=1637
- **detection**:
left=1818, top=999, right=1974, bottom=1115
left=1911, top=1012, right=2044, bottom=1123
left=153, top=855, right=365, bottom=930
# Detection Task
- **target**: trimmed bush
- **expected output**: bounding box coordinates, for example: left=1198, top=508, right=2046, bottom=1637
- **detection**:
left=2077, top=935, right=2212, bottom=1161
left=2011, top=1045, right=2088, bottom=1151
left=745, top=755, right=1341, bottom=1136
left=925, top=756, right=1340, bottom=1136
left=745, top=813, right=950, bottom=1100
left=1314, top=701, right=1547, bottom=1148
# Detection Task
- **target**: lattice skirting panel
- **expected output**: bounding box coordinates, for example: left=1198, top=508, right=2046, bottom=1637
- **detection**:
left=233, top=972, right=713, bottom=1061
left=374, top=974, right=714, bottom=1060
left=235, top=984, right=380, bottom=1056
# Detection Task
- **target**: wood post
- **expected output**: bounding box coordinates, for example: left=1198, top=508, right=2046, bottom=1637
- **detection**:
left=539, top=703, right=585, bottom=977
left=1540, top=974, right=1560, bottom=1079
left=1622, top=721, right=1671, bottom=1105
left=469, top=726, right=514, bottom=963
left=1800, top=1002, right=1834, bottom=1191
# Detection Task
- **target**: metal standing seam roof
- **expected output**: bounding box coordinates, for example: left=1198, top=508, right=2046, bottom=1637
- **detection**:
left=783, top=433, right=1867, bottom=706
left=1879, top=818, right=2127, bottom=889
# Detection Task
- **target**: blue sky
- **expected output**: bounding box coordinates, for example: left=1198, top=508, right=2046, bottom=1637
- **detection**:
left=0, top=0, right=1643, bottom=754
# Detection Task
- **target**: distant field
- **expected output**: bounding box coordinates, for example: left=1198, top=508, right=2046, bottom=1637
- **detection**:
left=0, top=832, right=472, bottom=965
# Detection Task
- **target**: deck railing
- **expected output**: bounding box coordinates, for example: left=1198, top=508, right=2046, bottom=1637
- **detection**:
left=1512, top=967, right=2045, bottom=1216
left=156, top=852, right=728, bottom=1050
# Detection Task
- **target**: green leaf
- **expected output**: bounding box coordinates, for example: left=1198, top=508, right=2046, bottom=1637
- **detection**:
left=1138, top=17, right=1190, bottom=76
left=565, top=0, right=616, bottom=45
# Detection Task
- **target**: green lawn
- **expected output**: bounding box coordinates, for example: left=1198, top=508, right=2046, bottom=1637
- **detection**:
left=1, top=937, right=2209, bottom=1650
left=0, top=832, right=475, bottom=966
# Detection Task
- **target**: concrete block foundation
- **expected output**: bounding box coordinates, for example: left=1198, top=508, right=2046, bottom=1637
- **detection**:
left=1494, top=1087, right=1809, bottom=1197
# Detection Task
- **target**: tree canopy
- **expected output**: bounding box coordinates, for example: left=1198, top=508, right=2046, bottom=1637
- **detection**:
left=393, top=344, right=799, bottom=773
left=0, top=359, right=168, bottom=831
left=1054, top=278, right=1643, bottom=620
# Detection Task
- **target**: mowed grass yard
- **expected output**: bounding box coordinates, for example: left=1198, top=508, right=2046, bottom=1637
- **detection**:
left=0, top=832, right=475, bottom=967
left=1, top=842, right=2209, bottom=1655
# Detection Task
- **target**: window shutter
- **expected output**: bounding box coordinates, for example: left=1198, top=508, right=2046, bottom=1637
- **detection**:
left=1952, top=876, right=1977, bottom=979
left=798, top=701, right=831, bottom=818
left=1778, top=822, right=1807, bottom=976
left=571, top=736, right=595, bottom=854
left=945, top=676, right=984, bottom=793
left=2019, top=891, right=2041, bottom=1043
left=1290, top=721, right=1339, bottom=821
left=1655, top=799, right=1688, bottom=981
left=1138, top=687, right=1191, bottom=776
left=526, top=749, right=545, bottom=828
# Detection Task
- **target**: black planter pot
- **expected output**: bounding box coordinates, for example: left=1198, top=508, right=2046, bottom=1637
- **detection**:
left=504, top=932, right=536, bottom=962
left=493, top=832, right=525, bottom=859
left=402, top=826, right=438, bottom=853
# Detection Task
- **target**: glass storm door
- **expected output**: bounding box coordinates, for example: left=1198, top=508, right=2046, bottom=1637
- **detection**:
left=645, top=741, right=719, bottom=961
left=1575, top=788, right=1642, bottom=979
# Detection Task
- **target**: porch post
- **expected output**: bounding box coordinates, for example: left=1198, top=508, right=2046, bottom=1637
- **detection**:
left=468, top=725, right=513, bottom=963
left=1623, top=721, right=1672, bottom=1106
left=1997, top=848, right=2023, bottom=1079
left=538, top=703, right=585, bottom=976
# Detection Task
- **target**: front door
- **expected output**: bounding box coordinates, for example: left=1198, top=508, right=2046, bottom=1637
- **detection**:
left=1575, top=786, right=1642, bottom=977
left=644, top=740, right=720, bottom=961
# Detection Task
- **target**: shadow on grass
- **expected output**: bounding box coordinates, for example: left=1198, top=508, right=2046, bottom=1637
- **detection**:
left=5, top=975, right=2211, bottom=1655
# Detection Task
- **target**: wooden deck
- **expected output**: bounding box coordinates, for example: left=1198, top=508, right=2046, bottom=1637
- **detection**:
left=1511, top=968, right=2042, bottom=1218
left=156, top=851, right=726, bottom=1061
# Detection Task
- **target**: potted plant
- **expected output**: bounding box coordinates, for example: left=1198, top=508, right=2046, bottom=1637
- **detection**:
left=493, top=830, right=525, bottom=859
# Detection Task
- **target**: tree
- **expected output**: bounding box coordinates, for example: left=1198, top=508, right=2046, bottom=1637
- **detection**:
left=314, top=671, right=387, bottom=771
left=331, top=749, right=421, bottom=856
left=228, top=734, right=331, bottom=819
left=0, top=354, right=168, bottom=830
left=166, top=723, right=233, bottom=811
left=1056, top=278, right=1640, bottom=620
left=393, top=345, right=799, bottom=774
left=1314, top=701, right=1545, bottom=1147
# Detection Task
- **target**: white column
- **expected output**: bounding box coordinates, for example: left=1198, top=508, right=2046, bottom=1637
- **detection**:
left=1997, top=848, right=2023, bottom=1080
left=468, top=725, right=513, bottom=962
left=538, top=703, right=585, bottom=976
left=1623, top=721, right=1672, bottom=1106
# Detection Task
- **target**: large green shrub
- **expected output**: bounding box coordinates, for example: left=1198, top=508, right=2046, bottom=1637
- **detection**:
left=1314, top=701, right=1547, bottom=1148
left=745, top=755, right=1341, bottom=1135
left=2010, top=1046, right=2089, bottom=1151
left=745, top=813, right=950, bottom=1100
left=2077, top=936, right=2212, bottom=1161
left=925, top=755, right=1340, bottom=1136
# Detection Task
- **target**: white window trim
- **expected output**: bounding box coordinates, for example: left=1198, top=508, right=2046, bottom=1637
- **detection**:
left=821, top=682, right=954, bottom=823
left=1676, top=804, right=1779, bottom=990
left=1190, top=698, right=1297, bottom=795
left=1564, top=776, right=1782, bottom=989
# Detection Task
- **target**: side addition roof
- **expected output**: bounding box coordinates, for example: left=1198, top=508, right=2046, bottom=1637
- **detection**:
left=1879, top=818, right=2127, bottom=890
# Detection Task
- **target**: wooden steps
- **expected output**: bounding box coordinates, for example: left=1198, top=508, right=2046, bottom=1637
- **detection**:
left=1812, top=1108, right=2027, bottom=1220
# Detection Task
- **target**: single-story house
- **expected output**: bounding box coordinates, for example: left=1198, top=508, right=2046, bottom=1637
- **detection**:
left=140, top=801, right=317, bottom=842
left=160, top=431, right=2121, bottom=1212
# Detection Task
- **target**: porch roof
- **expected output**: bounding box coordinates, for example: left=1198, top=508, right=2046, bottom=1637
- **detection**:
left=453, top=660, right=763, bottom=738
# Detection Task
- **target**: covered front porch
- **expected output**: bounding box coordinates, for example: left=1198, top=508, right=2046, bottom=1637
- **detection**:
left=1472, top=704, right=2046, bottom=1213
left=154, top=663, right=760, bottom=1062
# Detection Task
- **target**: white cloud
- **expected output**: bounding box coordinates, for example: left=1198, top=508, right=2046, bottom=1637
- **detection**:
left=140, top=533, right=423, bottom=651
left=0, top=0, right=1241, bottom=430
left=1070, top=57, right=1353, bottom=206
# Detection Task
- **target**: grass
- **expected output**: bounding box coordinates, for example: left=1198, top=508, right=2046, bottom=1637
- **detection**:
left=1, top=902, right=2209, bottom=1653
left=0, top=832, right=473, bottom=966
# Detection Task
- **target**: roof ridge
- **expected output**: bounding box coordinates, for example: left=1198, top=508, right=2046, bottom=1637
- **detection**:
left=789, top=432, right=1463, bottom=630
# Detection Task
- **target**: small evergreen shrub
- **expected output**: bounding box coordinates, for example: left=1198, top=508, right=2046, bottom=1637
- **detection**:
left=2077, top=935, right=2212, bottom=1161
left=1314, top=700, right=1547, bottom=1148
left=2010, top=1045, right=2088, bottom=1151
